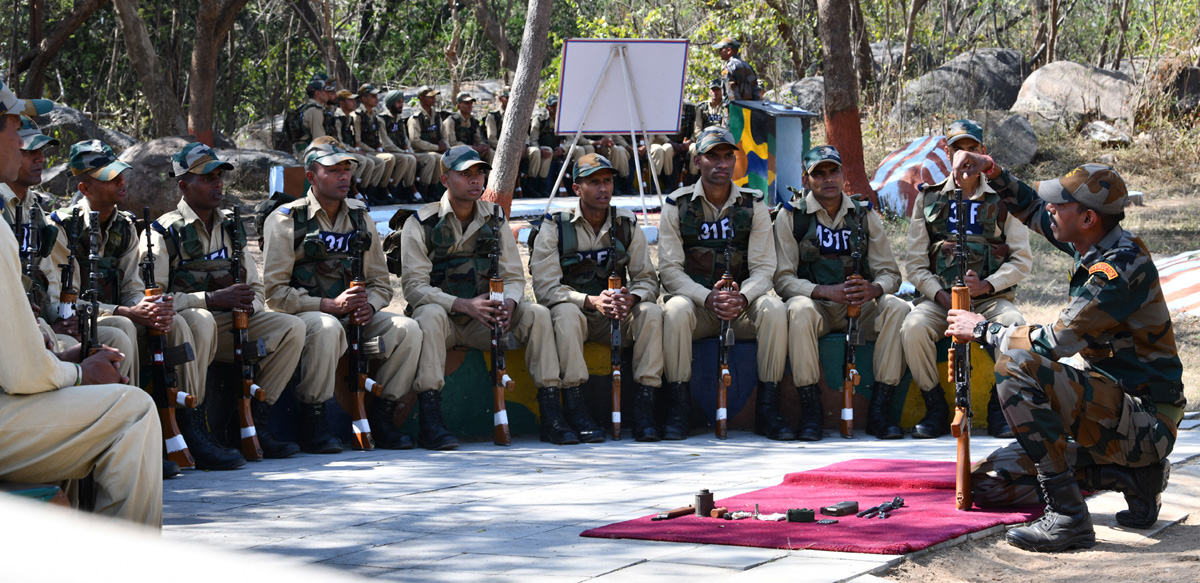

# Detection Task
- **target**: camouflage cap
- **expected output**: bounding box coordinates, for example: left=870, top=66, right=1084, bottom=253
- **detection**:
left=572, top=153, right=614, bottom=181
left=695, top=126, right=739, bottom=154
left=357, top=83, right=381, bottom=96
left=546, top=95, right=559, bottom=108
left=307, top=72, right=335, bottom=92
left=456, top=92, right=476, bottom=103
left=382, top=89, right=406, bottom=108
left=303, top=136, right=359, bottom=168
left=946, top=119, right=984, bottom=146
left=417, top=86, right=439, bottom=98
left=18, top=116, right=60, bottom=151
left=69, top=139, right=131, bottom=181
left=335, top=89, right=358, bottom=101
left=1035, top=164, right=1128, bottom=214
left=172, top=142, right=234, bottom=177
left=708, top=78, right=723, bottom=90
left=802, top=145, right=843, bottom=174
left=0, top=79, right=53, bottom=118
left=713, top=37, right=741, bottom=50
left=441, top=145, right=491, bottom=172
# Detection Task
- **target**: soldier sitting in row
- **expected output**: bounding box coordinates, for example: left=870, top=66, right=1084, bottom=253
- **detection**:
left=380, top=89, right=439, bottom=201
left=352, top=84, right=418, bottom=204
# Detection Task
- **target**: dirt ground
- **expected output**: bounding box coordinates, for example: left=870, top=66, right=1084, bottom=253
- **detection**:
left=880, top=456, right=1200, bottom=583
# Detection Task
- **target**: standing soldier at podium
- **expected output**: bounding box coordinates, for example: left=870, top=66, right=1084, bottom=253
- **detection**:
left=714, top=38, right=760, bottom=104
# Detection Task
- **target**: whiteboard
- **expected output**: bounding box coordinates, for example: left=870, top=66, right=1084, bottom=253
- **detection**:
left=555, top=39, right=689, bottom=135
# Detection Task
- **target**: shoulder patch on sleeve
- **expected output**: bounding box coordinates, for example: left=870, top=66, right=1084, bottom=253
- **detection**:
left=277, top=207, right=292, bottom=216
left=1088, top=262, right=1119, bottom=280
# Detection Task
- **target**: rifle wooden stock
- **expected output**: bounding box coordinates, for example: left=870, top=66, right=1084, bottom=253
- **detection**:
left=609, top=274, right=622, bottom=440
left=716, top=272, right=734, bottom=440
left=949, top=285, right=973, bottom=510
left=842, top=275, right=865, bottom=438
left=229, top=206, right=266, bottom=460
left=346, top=280, right=376, bottom=451
left=490, top=275, right=512, bottom=446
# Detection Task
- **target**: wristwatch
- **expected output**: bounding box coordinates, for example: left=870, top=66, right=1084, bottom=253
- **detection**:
left=972, top=320, right=990, bottom=343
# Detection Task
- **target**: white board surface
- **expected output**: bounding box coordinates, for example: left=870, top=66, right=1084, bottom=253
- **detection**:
left=555, top=39, right=689, bottom=135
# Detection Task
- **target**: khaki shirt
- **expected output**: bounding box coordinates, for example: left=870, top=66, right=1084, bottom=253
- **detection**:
left=442, top=112, right=481, bottom=148
left=530, top=203, right=658, bottom=309
left=407, top=107, right=442, bottom=153
left=694, top=100, right=727, bottom=135
left=376, top=110, right=411, bottom=154
left=351, top=105, right=376, bottom=151
left=658, top=182, right=776, bottom=306
left=332, top=109, right=356, bottom=149
left=48, top=197, right=145, bottom=316
left=528, top=112, right=593, bottom=150
left=261, top=190, right=393, bottom=314
left=484, top=109, right=506, bottom=149
left=0, top=226, right=78, bottom=394
left=1, top=184, right=59, bottom=300
left=303, top=98, right=327, bottom=141
left=141, top=199, right=266, bottom=313
left=400, top=196, right=524, bottom=312
left=902, top=177, right=1033, bottom=301
left=773, top=190, right=901, bottom=300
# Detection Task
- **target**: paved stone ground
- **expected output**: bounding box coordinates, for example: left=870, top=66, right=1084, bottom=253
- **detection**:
left=164, top=420, right=1200, bottom=583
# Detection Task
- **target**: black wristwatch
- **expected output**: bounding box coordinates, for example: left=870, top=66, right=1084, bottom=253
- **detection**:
left=972, top=320, right=990, bottom=343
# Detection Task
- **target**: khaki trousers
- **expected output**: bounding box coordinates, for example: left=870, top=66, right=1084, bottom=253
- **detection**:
left=350, top=152, right=383, bottom=187
left=45, top=317, right=138, bottom=382
left=532, top=148, right=552, bottom=179
left=366, top=152, right=398, bottom=186
left=294, top=310, right=422, bottom=403
left=785, top=294, right=911, bottom=386
left=598, top=144, right=631, bottom=177
left=551, top=301, right=664, bottom=388
left=412, top=301, right=559, bottom=392
left=136, top=314, right=213, bottom=403
left=900, top=293, right=1025, bottom=390
left=662, top=294, right=787, bottom=383
left=177, top=309, right=306, bottom=405
left=0, top=383, right=162, bottom=526
left=414, top=152, right=443, bottom=189
left=649, top=143, right=675, bottom=176
left=387, top=151, right=418, bottom=187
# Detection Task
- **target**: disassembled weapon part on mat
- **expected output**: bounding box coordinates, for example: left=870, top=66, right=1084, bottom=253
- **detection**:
left=652, top=505, right=695, bottom=521
left=787, top=508, right=816, bottom=523
left=816, top=519, right=839, bottom=525
left=710, top=507, right=728, bottom=519
left=725, top=511, right=754, bottom=520
left=857, top=497, right=905, bottom=519
left=820, top=501, right=859, bottom=516
left=695, top=489, right=715, bottom=517
left=755, top=512, right=787, bottom=521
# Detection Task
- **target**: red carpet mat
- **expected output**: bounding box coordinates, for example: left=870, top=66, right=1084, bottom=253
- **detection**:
left=581, top=459, right=1042, bottom=555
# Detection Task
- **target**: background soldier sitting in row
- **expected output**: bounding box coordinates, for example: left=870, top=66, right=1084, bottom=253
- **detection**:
left=381, top=89, right=438, bottom=201
left=400, top=147, right=570, bottom=448
left=296, top=73, right=337, bottom=155
left=591, top=135, right=634, bottom=195
left=901, top=119, right=1032, bottom=439
left=408, top=86, right=451, bottom=200
left=774, top=146, right=910, bottom=441
left=530, top=96, right=593, bottom=193
left=263, top=137, right=423, bottom=453
left=443, top=92, right=493, bottom=165
left=659, top=127, right=787, bottom=440
left=144, top=143, right=306, bottom=461
left=333, top=90, right=387, bottom=204
left=486, top=87, right=543, bottom=198
left=530, top=154, right=665, bottom=442
left=353, top=84, right=418, bottom=204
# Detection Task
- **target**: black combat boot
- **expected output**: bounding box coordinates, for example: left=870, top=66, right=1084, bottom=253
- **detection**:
left=561, top=386, right=605, bottom=443
left=537, top=387, right=580, bottom=445
left=250, top=399, right=300, bottom=459
left=416, top=390, right=460, bottom=451
left=298, top=401, right=343, bottom=454
left=632, top=383, right=661, bottom=442
left=163, top=459, right=180, bottom=479
left=1006, top=470, right=1096, bottom=552
left=755, top=382, right=797, bottom=441
left=986, top=387, right=1015, bottom=438
left=911, top=386, right=950, bottom=439
left=176, top=405, right=246, bottom=470
left=661, top=382, right=691, bottom=441
left=367, top=398, right=415, bottom=450
left=866, top=382, right=904, bottom=440
left=795, top=384, right=824, bottom=441
left=1080, top=459, right=1169, bottom=529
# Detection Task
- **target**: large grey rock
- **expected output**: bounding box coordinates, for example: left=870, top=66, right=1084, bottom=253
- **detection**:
left=973, top=110, right=1039, bottom=169
left=235, top=114, right=285, bottom=151
left=781, top=77, right=824, bottom=114
left=870, top=42, right=935, bottom=79
left=1011, top=61, right=1135, bottom=122
left=892, top=48, right=1028, bottom=119
left=39, top=104, right=137, bottom=153
left=116, top=137, right=192, bottom=219
left=38, top=163, right=74, bottom=201
left=215, top=149, right=299, bottom=194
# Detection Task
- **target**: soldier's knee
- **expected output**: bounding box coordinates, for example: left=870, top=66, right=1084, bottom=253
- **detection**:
left=307, top=313, right=345, bottom=343
left=662, top=296, right=695, bottom=327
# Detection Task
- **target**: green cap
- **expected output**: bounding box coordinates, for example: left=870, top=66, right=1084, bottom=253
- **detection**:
left=382, top=89, right=405, bottom=108
left=1035, top=164, right=1128, bottom=214
left=357, top=83, right=381, bottom=96
left=18, top=116, right=59, bottom=151
left=713, top=37, right=741, bottom=50
left=946, top=119, right=984, bottom=146
left=708, top=78, right=722, bottom=89
left=69, top=139, right=131, bottom=181
left=307, top=72, right=335, bottom=92
left=441, top=145, right=491, bottom=172
left=695, top=126, right=739, bottom=154
left=0, top=79, right=53, bottom=118
left=417, top=86, right=439, bottom=98
left=172, top=142, right=234, bottom=177
left=546, top=95, right=558, bottom=108
left=802, top=145, right=843, bottom=174
left=572, top=153, right=614, bottom=180
left=456, top=92, right=475, bottom=103
left=303, top=137, right=358, bottom=168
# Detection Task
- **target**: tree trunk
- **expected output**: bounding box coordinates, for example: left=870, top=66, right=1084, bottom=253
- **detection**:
left=900, top=0, right=928, bottom=75
left=1095, top=0, right=1117, bottom=68
left=1113, top=0, right=1131, bottom=70
left=447, top=0, right=462, bottom=98
left=483, top=0, right=552, bottom=216
left=467, top=0, right=519, bottom=73
left=850, top=0, right=876, bottom=100
left=112, top=0, right=188, bottom=137
left=1046, top=0, right=1060, bottom=64
left=187, top=0, right=248, bottom=146
left=817, top=0, right=876, bottom=205
left=289, top=0, right=358, bottom=90
left=17, top=0, right=110, bottom=98
left=763, top=0, right=805, bottom=79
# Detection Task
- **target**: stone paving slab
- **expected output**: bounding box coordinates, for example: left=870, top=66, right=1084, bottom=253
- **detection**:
left=163, top=427, right=1200, bottom=581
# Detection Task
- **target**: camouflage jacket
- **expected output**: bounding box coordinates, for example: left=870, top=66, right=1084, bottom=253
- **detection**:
left=721, top=56, right=760, bottom=103
left=983, top=169, right=1186, bottom=411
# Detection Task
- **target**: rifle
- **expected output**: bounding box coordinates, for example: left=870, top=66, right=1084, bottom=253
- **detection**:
left=608, top=213, right=622, bottom=441
left=489, top=209, right=513, bottom=446
left=947, top=189, right=973, bottom=510
left=716, top=236, right=734, bottom=440
left=15, top=206, right=35, bottom=307
left=78, top=212, right=102, bottom=362
left=229, top=207, right=267, bottom=461
left=345, top=230, right=377, bottom=451
left=58, top=208, right=80, bottom=328
left=842, top=209, right=867, bottom=439
left=141, top=206, right=197, bottom=470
